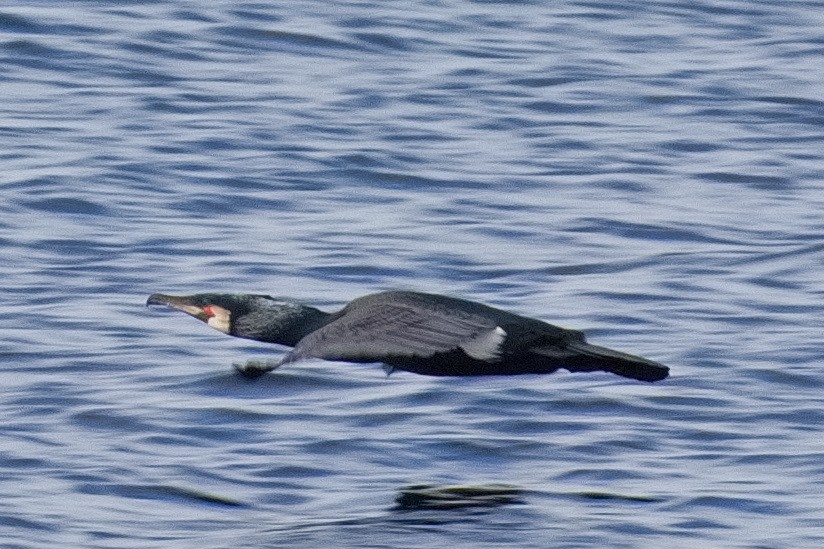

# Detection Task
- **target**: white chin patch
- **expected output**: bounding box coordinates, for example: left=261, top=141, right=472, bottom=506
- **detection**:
left=460, top=326, right=506, bottom=361
left=206, top=306, right=231, bottom=334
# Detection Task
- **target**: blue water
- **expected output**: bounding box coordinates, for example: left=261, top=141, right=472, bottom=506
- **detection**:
left=2, top=1, right=823, bottom=547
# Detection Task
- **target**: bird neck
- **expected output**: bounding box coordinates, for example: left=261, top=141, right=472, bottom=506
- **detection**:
left=236, top=304, right=332, bottom=348
left=272, top=306, right=332, bottom=347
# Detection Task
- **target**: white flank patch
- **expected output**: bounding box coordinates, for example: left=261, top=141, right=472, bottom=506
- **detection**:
left=206, top=305, right=232, bottom=334
left=460, top=326, right=506, bottom=361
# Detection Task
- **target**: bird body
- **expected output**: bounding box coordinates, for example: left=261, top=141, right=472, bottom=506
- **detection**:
left=146, top=290, right=669, bottom=382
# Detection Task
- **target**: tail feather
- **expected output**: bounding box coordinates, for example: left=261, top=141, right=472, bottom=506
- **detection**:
left=532, top=341, right=669, bottom=382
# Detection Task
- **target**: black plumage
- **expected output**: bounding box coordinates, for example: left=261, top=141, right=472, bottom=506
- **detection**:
left=146, top=290, right=669, bottom=382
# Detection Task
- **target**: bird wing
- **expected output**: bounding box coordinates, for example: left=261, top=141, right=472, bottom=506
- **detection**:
left=285, top=293, right=505, bottom=364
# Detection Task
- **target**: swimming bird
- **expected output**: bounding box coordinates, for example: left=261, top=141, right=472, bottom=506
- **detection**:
left=146, top=290, right=669, bottom=382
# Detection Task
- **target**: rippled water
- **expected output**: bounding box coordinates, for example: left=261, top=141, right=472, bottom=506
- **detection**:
left=2, top=1, right=824, bottom=547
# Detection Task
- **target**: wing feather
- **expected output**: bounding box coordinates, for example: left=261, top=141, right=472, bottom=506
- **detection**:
left=288, top=293, right=503, bottom=363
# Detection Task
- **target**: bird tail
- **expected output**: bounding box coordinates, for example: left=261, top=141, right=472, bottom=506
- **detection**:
left=532, top=341, right=669, bottom=382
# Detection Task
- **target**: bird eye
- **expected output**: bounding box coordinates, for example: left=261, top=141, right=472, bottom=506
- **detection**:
left=203, top=305, right=216, bottom=317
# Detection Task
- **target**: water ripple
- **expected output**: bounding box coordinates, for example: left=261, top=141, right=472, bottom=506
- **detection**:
left=2, top=0, right=823, bottom=547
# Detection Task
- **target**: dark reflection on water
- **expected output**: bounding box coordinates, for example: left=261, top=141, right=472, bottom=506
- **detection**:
left=394, top=484, right=525, bottom=510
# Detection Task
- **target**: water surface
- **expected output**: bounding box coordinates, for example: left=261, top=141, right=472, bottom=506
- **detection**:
left=2, top=1, right=823, bottom=547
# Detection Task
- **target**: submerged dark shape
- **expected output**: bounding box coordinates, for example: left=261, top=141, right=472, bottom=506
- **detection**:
left=395, top=484, right=524, bottom=510
left=146, top=290, right=669, bottom=382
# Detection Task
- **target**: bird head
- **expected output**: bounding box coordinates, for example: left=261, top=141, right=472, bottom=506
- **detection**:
left=146, top=293, right=271, bottom=335
left=146, top=292, right=327, bottom=346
